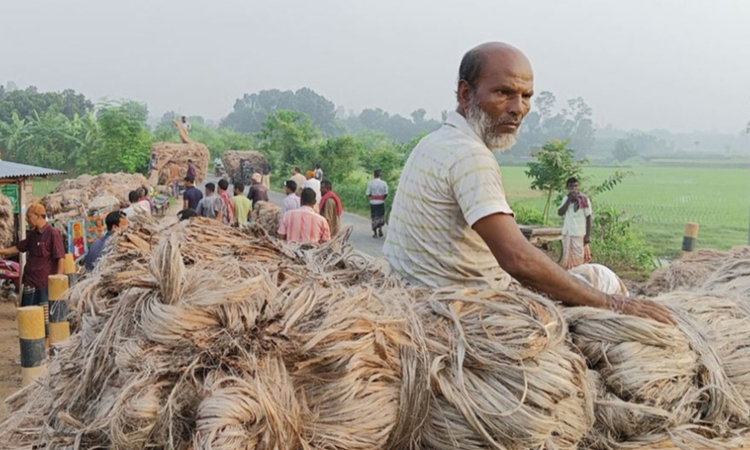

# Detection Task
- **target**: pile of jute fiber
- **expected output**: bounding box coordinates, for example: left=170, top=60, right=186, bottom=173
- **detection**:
left=0, top=193, right=15, bottom=248
left=252, top=201, right=281, bottom=237
left=149, top=142, right=210, bottom=185
left=2, top=218, right=750, bottom=450
left=221, top=150, right=268, bottom=182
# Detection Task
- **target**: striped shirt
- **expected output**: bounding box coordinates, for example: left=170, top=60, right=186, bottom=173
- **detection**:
left=278, top=206, right=331, bottom=244
left=281, top=193, right=301, bottom=216
left=383, top=111, right=514, bottom=290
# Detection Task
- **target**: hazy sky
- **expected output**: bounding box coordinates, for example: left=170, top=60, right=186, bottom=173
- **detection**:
left=3, top=0, right=749, bottom=133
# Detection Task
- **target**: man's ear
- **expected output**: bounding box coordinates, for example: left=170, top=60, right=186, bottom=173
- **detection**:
left=457, top=80, right=472, bottom=112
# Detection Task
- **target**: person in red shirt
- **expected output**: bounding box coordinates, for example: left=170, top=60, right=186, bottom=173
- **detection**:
left=0, top=204, right=65, bottom=306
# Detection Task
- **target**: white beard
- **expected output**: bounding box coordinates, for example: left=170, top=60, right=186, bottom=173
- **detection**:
left=466, top=97, right=517, bottom=152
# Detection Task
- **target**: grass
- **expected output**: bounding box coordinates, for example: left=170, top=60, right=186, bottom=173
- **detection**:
left=501, top=166, right=750, bottom=258
left=31, top=178, right=60, bottom=198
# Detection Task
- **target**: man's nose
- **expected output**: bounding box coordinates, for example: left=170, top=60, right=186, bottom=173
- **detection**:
left=506, top=95, right=525, bottom=117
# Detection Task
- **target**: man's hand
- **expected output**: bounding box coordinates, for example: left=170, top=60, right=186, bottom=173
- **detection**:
left=607, top=295, right=676, bottom=325
left=567, top=192, right=578, bottom=201
left=583, top=243, right=592, bottom=263
left=473, top=213, right=675, bottom=325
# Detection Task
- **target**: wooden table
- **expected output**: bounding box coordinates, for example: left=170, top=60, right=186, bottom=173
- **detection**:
left=519, top=226, right=564, bottom=262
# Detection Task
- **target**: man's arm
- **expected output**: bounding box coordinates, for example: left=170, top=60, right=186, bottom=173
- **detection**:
left=0, top=246, right=20, bottom=256
left=473, top=213, right=674, bottom=323
left=56, top=258, right=64, bottom=275
left=557, top=197, right=571, bottom=216
left=584, top=214, right=592, bottom=245
left=183, top=198, right=189, bottom=210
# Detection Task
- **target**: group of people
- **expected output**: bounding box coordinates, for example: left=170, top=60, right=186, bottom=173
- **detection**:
left=277, top=165, right=342, bottom=245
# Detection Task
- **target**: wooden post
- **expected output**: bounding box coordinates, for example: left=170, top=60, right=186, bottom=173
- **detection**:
left=48, top=274, right=70, bottom=345
left=17, top=179, right=27, bottom=297
left=18, top=306, right=47, bottom=386
left=682, top=222, right=700, bottom=252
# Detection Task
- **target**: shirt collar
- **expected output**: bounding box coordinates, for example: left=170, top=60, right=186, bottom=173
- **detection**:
left=444, top=110, right=485, bottom=146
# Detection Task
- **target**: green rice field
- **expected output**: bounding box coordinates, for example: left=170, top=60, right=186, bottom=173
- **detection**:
left=500, top=166, right=750, bottom=258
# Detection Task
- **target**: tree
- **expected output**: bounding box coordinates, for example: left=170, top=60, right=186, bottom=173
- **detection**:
left=91, top=103, right=152, bottom=174
left=257, top=110, right=321, bottom=177
left=223, top=88, right=341, bottom=135
left=316, top=135, right=363, bottom=184
left=525, top=140, right=587, bottom=224
left=0, top=86, right=93, bottom=123
left=362, top=147, right=403, bottom=186
left=410, top=108, right=426, bottom=124
left=613, top=138, right=637, bottom=162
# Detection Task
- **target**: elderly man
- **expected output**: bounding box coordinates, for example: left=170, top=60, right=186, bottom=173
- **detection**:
left=0, top=204, right=65, bottom=306
left=383, top=42, right=672, bottom=324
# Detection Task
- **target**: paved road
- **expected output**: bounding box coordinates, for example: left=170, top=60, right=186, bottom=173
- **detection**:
left=200, top=177, right=385, bottom=258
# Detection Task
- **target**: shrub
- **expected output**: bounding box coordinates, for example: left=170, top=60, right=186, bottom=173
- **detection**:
left=590, top=207, right=655, bottom=276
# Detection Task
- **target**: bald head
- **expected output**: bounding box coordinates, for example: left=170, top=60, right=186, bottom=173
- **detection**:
left=459, top=42, right=532, bottom=90
left=456, top=42, right=534, bottom=151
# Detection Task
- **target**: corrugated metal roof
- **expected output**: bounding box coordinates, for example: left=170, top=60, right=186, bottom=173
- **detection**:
left=0, top=161, right=65, bottom=180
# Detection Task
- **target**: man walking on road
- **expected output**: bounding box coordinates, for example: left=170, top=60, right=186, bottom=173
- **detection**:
left=248, top=173, right=269, bottom=210
left=281, top=180, right=301, bottom=216
left=186, top=159, right=197, bottom=180
left=0, top=204, right=65, bottom=307
left=196, top=182, right=226, bottom=221
left=366, top=169, right=389, bottom=238
left=232, top=182, right=252, bottom=226
left=314, top=164, right=324, bottom=182
left=290, top=167, right=306, bottom=195
left=261, top=162, right=271, bottom=189
left=558, top=177, right=593, bottom=269
left=278, top=188, right=331, bottom=245
left=182, top=176, right=203, bottom=211
left=303, top=170, right=321, bottom=212
left=383, top=41, right=672, bottom=325
left=217, top=179, right=235, bottom=226
left=320, top=179, right=342, bottom=237
left=169, top=163, right=181, bottom=198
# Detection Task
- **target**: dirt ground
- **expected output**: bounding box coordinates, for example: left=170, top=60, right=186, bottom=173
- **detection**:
left=0, top=296, right=21, bottom=421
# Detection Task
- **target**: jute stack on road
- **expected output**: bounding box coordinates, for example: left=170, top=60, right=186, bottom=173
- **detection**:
left=221, top=150, right=268, bottom=181
left=0, top=194, right=14, bottom=248
left=149, top=142, right=210, bottom=185
left=2, top=218, right=750, bottom=449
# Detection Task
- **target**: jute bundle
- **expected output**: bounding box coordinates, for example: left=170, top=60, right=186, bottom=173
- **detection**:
left=149, top=142, right=210, bottom=185
left=702, top=258, right=750, bottom=299
left=417, top=287, right=594, bottom=450
left=567, top=291, right=750, bottom=449
left=0, top=222, right=424, bottom=450
left=221, top=150, right=268, bottom=182
left=252, top=201, right=281, bottom=237
left=45, top=173, right=150, bottom=214
left=42, top=188, right=89, bottom=215
left=0, top=194, right=14, bottom=248
left=640, top=248, right=750, bottom=296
